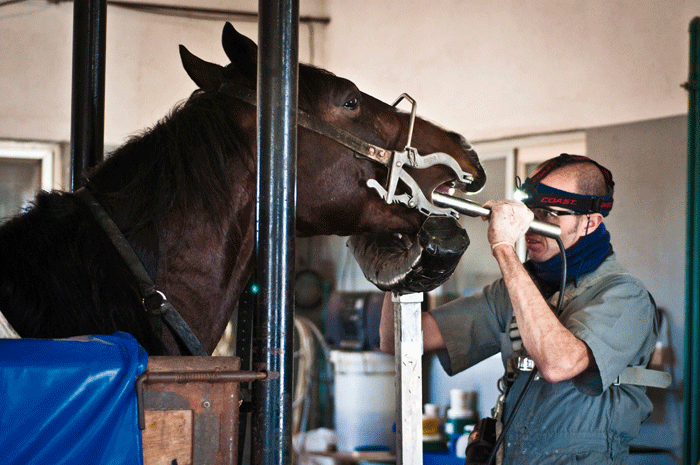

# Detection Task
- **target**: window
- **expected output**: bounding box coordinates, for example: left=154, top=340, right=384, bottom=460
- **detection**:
left=0, top=141, right=61, bottom=224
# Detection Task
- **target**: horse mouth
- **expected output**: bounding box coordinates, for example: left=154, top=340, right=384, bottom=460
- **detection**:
left=433, top=182, right=456, bottom=196
left=429, top=180, right=460, bottom=205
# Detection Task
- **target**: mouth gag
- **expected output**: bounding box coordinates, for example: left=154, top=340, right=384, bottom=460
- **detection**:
left=366, top=93, right=475, bottom=218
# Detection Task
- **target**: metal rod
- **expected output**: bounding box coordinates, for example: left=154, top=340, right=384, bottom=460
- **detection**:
left=70, top=0, right=106, bottom=191
left=393, top=292, right=423, bottom=465
left=432, top=192, right=561, bottom=238
left=136, top=370, right=268, bottom=430
left=51, top=0, right=330, bottom=24
left=684, top=15, right=700, bottom=465
left=252, top=1, right=299, bottom=464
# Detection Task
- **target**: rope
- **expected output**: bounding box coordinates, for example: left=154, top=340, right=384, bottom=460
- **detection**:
left=292, top=315, right=333, bottom=460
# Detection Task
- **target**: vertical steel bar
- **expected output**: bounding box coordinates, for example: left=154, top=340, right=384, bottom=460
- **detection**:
left=70, top=0, right=107, bottom=191
left=393, top=292, right=424, bottom=465
left=684, top=16, right=700, bottom=465
left=252, top=1, right=299, bottom=464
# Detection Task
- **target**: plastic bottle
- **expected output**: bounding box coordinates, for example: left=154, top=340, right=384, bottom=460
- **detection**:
left=422, top=403, right=446, bottom=451
left=444, top=389, right=477, bottom=456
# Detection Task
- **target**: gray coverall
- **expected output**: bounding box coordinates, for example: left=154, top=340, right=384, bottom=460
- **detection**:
left=433, top=254, right=658, bottom=464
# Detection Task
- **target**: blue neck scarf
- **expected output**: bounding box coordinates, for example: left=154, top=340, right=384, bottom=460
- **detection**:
left=529, top=222, right=611, bottom=285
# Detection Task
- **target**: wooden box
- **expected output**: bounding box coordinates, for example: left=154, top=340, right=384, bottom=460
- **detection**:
left=137, top=356, right=264, bottom=465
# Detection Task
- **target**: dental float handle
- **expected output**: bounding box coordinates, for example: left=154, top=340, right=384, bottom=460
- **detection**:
left=432, top=192, right=561, bottom=239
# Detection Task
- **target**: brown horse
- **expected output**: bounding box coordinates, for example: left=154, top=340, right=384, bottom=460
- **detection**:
left=0, top=23, right=485, bottom=355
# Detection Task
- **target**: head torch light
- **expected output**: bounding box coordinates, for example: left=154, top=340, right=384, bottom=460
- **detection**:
left=514, top=154, right=615, bottom=217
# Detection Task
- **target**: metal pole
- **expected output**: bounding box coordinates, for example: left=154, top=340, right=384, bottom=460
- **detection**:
left=252, top=0, right=299, bottom=464
left=393, top=292, right=424, bottom=465
left=683, top=16, right=700, bottom=465
left=70, top=0, right=107, bottom=191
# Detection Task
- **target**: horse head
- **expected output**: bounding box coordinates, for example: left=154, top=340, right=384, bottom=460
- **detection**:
left=0, top=23, right=488, bottom=356
left=180, top=23, right=486, bottom=238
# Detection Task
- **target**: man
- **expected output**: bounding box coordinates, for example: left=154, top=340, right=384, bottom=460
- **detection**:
left=379, top=154, right=659, bottom=464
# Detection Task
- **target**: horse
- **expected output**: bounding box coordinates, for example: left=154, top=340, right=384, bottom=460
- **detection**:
left=0, top=23, right=486, bottom=355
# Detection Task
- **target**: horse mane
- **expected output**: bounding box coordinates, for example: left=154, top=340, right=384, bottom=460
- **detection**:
left=0, top=89, right=260, bottom=354
left=89, top=89, right=254, bottom=233
left=89, top=64, right=342, bottom=232
left=91, top=64, right=340, bottom=229
left=0, top=190, right=166, bottom=353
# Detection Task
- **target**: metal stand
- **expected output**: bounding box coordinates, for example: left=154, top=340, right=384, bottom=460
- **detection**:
left=392, top=292, right=423, bottom=465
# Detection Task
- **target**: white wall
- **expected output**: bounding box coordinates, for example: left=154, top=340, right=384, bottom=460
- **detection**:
left=1, top=1, right=695, bottom=145
left=0, top=0, right=323, bottom=148
left=323, top=0, right=696, bottom=141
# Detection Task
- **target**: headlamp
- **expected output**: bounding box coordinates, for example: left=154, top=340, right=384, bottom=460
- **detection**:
left=514, top=154, right=614, bottom=217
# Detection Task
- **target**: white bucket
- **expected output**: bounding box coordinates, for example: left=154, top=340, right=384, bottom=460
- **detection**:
left=330, top=350, right=396, bottom=452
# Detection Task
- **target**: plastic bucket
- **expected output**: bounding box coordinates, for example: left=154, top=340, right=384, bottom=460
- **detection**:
left=330, top=350, right=396, bottom=452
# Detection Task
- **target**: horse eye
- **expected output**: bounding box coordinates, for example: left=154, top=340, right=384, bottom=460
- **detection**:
left=343, top=97, right=359, bottom=110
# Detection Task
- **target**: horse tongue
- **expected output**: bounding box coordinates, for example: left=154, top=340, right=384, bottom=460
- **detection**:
left=434, top=183, right=455, bottom=195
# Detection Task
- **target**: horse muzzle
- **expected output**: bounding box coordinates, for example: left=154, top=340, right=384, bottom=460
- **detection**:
left=348, top=215, right=469, bottom=295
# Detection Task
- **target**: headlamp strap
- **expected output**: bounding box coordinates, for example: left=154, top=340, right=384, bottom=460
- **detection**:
left=525, top=153, right=614, bottom=216
left=531, top=153, right=614, bottom=190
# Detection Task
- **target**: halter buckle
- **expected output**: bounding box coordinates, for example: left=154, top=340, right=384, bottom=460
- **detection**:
left=143, top=289, right=168, bottom=315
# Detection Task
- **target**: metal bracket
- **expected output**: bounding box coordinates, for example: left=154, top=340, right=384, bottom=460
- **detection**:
left=367, top=169, right=461, bottom=218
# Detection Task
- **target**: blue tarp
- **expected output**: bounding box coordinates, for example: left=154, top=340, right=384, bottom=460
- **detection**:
left=0, top=332, right=148, bottom=465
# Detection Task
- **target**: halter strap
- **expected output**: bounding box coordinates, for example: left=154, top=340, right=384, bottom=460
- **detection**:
left=217, top=82, right=475, bottom=218
left=75, top=187, right=207, bottom=356
left=218, top=83, right=393, bottom=166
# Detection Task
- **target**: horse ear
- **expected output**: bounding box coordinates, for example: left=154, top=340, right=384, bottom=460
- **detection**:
left=221, top=22, right=257, bottom=82
left=179, top=45, right=224, bottom=92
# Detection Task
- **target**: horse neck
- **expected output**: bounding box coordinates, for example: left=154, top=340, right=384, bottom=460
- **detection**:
left=156, top=183, right=256, bottom=355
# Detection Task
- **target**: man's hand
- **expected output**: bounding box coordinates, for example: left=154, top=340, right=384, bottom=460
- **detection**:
left=483, top=199, right=533, bottom=253
left=379, top=293, right=395, bottom=354
left=379, top=292, right=446, bottom=355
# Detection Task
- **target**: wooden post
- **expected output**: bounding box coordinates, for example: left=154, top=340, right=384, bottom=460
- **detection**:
left=392, top=292, right=423, bottom=465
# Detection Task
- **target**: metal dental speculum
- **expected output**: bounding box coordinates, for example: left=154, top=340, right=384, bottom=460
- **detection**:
left=366, top=93, right=474, bottom=218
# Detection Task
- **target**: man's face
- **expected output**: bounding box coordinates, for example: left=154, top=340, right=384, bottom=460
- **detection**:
left=525, top=172, right=589, bottom=263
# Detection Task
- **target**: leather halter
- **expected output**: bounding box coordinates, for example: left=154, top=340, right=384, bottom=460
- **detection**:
left=218, top=83, right=475, bottom=218
left=75, top=187, right=207, bottom=356
left=219, top=83, right=394, bottom=166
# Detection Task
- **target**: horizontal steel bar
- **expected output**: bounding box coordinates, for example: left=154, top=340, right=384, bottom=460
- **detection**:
left=432, top=192, right=561, bottom=238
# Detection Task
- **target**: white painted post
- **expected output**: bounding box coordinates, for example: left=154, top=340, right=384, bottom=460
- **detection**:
left=393, top=292, right=423, bottom=465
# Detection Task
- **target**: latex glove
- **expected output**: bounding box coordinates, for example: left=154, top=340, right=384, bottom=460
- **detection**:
left=483, top=199, right=534, bottom=252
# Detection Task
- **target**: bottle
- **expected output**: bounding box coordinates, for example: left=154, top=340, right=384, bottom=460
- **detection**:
left=422, top=403, right=446, bottom=451
left=445, top=389, right=477, bottom=456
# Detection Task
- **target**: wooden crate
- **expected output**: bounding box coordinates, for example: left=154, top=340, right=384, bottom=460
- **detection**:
left=137, top=356, right=265, bottom=465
